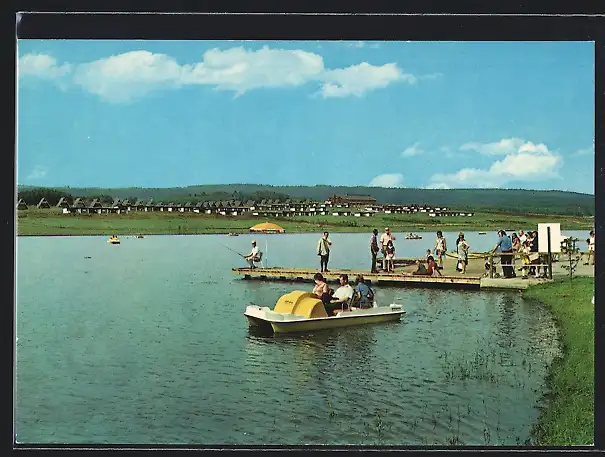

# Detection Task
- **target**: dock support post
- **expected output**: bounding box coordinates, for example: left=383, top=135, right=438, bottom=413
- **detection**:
left=547, top=227, right=553, bottom=280
left=489, top=253, right=494, bottom=278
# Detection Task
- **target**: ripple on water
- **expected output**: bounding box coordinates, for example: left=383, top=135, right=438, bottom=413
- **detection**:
left=15, top=236, right=564, bottom=445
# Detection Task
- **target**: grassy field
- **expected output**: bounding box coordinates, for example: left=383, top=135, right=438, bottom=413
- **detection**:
left=15, top=208, right=595, bottom=236
left=524, top=276, right=595, bottom=445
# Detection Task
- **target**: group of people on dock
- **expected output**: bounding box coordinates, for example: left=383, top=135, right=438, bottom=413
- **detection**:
left=242, top=227, right=595, bottom=280
left=489, top=229, right=548, bottom=279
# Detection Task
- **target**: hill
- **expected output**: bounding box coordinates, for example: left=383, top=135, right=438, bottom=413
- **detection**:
left=16, top=184, right=595, bottom=216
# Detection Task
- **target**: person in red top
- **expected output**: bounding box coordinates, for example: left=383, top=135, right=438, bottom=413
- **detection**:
left=413, top=255, right=443, bottom=276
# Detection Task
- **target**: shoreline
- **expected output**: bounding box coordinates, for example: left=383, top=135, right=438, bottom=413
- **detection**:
left=16, top=209, right=594, bottom=238
left=523, top=277, right=594, bottom=445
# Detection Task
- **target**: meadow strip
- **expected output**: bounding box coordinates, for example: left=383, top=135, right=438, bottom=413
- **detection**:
left=524, top=276, right=594, bottom=445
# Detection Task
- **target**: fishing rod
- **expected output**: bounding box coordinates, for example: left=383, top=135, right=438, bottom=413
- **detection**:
left=221, top=244, right=246, bottom=258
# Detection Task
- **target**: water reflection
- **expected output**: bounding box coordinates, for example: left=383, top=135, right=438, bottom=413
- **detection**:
left=496, top=294, right=518, bottom=354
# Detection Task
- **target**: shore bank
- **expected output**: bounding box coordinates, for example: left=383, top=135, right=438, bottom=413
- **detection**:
left=16, top=209, right=594, bottom=236
left=523, top=276, right=594, bottom=445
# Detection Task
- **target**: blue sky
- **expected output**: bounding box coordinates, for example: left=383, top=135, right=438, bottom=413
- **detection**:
left=17, top=40, right=595, bottom=194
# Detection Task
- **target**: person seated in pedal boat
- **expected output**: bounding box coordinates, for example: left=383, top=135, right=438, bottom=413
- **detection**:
left=312, top=273, right=332, bottom=306
left=351, top=274, right=375, bottom=309
left=326, top=273, right=354, bottom=314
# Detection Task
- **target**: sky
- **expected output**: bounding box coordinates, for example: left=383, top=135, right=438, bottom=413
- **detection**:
left=16, top=40, right=595, bottom=194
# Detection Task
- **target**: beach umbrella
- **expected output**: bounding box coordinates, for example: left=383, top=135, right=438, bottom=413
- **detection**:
left=249, top=222, right=285, bottom=233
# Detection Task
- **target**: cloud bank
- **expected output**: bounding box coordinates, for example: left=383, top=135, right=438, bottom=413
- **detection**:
left=427, top=138, right=563, bottom=189
left=368, top=173, right=405, bottom=188
left=401, top=143, right=424, bottom=157
left=19, top=46, right=419, bottom=102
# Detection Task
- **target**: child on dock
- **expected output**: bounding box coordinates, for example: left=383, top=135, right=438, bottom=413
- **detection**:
left=520, top=240, right=531, bottom=279
left=385, top=240, right=395, bottom=272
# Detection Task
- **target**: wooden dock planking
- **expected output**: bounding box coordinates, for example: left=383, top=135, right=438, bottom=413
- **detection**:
left=229, top=255, right=577, bottom=290
left=232, top=266, right=482, bottom=289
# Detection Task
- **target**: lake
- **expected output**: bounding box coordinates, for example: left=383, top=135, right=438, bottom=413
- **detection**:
left=15, top=230, right=583, bottom=445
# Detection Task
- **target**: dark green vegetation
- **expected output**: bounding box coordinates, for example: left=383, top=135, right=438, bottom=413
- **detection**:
left=16, top=208, right=594, bottom=236
left=17, top=184, right=595, bottom=216
left=524, top=277, right=594, bottom=445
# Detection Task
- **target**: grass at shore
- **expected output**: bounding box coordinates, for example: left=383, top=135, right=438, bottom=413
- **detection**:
left=524, top=276, right=594, bottom=445
left=16, top=208, right=594, bottom=236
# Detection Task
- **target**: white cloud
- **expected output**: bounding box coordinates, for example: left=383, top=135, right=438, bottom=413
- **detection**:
left=418, top=72, right=443, bottom=81
left=368, top=173, right=405, bottom=188
left=401, top=142, right=424, bottom=157
left=18, top=53, right=72, bottom=79
left=26, top=166, right=48, bottom=180
left=19, top=46, right=423, bottom=102
left=348, top=41, right=366, bottom=48
left=427, top=138, right=563, bottom=189
left=425, top=182, right=451, bottom=189
left=572, top=146, right=594, bottom=156
left=72, top=51, right=187, bottom=102
left=319, top=62, right=415, bottom=98
left=460, top=137, right=525, bottom=156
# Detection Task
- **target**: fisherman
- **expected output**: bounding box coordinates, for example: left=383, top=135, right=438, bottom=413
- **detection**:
left=244, top=240, right=261, bottom=268
left=317, top=231, right=332, bottom=273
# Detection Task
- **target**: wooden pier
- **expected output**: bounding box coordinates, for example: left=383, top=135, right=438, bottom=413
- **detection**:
left=230, top=254, right=586, bottom=291
left=233, top=266, right=483, bottom=289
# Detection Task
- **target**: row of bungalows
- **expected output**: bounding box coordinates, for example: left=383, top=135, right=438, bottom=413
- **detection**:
left=27, top=196, right=471, bottom=218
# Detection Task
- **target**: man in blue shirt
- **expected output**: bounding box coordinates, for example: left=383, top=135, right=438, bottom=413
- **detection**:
left=491, top=230, right=515, bottom=278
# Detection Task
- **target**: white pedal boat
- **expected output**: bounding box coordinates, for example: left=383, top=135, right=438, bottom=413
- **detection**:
left=244, top=290, right=405, bottom=334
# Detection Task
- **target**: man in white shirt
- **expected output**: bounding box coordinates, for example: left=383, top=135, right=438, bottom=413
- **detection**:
left=518, top=230, right=527, bottom=244
left=244, top=240, right=260, bottom=268
left=332, top=274, right=354, bottom=302
left=379, top=227, right=396, bottom=258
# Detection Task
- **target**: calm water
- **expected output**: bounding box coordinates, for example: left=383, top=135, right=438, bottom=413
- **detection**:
left=15, top=231, right=578, bottom=445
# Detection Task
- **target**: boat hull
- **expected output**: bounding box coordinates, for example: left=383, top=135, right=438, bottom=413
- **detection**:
left=244, top=305, right=405, bottom=334
left=270, top=312, right=403, bottom=334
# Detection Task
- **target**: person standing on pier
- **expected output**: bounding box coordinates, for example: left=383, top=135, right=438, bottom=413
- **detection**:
left=380, top=227, right=396, bottom=269
left=434, top=230, right=447, bottom=270
left=317, top=231, right=332, bottom=272
left=457, top=233, right=470, bottom=274
left=491, top=230, right=515, bottom=278
left=587, top=230, right=595, bottom=266
left=370, top=229, right=380, bottom=273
